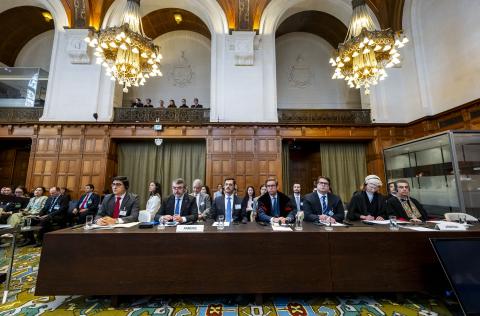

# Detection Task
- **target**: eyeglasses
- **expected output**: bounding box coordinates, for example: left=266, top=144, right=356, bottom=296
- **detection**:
left=266, top=184, right=277, bottom=188
left=172, top=186, right=184, bottom=190
left=111, top=182, right=124, bottom=187
left=15, top=191, right=23, bottom=194
left=318, top=182, right=330, bottom=186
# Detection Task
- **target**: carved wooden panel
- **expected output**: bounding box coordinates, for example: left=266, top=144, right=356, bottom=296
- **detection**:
left=0, top=149, right=15, bottom=186
left=31, top=158, right=58, bottom=189
left=84, top=137, right=106, bottom=154
left=61, top=137, right=82, bottom=154
left=36, top=138, right=59, bottom=154
left=57, top=158, right=81, bottom=190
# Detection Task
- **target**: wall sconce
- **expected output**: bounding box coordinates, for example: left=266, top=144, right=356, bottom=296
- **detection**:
left=42, top=11, right=53, bottom=22
left=173, top=13, right=182, bottom=24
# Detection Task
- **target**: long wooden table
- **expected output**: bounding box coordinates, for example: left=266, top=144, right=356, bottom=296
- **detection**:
left=35, top=222, right=480, bottom=296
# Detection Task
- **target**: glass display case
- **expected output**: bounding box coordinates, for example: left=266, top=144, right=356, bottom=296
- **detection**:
left=0, top=67, right=48, bottom=107
left=384, top=131, right=480, bottom=218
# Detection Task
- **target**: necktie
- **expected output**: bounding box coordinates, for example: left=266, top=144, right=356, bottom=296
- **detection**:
left=175, top=198, right=181, bottom=215
left=296, top=196, right=300, bottom=211
left=226, top=196, right=232, bottom=222
left=113, top=196, right=121, bottom=218
left=80, top=193, right=90, bottom=209
left=48, top=196, right=59, bottom=213
left=273, top=197, right=279, bottom=217
left=321, top=195, right=327, bottom=214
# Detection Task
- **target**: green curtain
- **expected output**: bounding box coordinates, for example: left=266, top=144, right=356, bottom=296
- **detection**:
left=118, top=140, right=206, bottom=207
left=282, top=142, right=290, bottom=195
left=319, top=143, right=367, bottom=203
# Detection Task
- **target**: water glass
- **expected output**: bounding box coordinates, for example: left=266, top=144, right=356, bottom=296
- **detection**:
left=324, top=221, right=333, bottom=231
left=217, top=215, right=225, bottom=230
left=389, top=215, right=399, bottom=231
left=157, top=218, right=166, bottom=230
left=22, top=217, right=32, bottom=230
left=84, top=215, right=93, bottom=230
left=295, top=211, right=303, bottom=231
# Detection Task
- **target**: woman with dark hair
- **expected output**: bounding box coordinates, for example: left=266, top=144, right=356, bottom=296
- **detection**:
left=201, top=185, right=211, bottom=198
left=145, top=181, right=162, bottom=219
left=241, top=186, right=256, bottom=221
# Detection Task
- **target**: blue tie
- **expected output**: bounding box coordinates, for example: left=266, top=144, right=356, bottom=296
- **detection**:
left=321, top=195, right=327, bottom=215
left=226, top=196, right=232, bottom=222
left=272, top=197, right=279, bottom=217
left=174, top=198, right=181, bottom=215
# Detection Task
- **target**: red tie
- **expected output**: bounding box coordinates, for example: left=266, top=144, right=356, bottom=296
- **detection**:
left=80, top=193, right=90, bottom=209
left=113, top=196, right=121, bottom=218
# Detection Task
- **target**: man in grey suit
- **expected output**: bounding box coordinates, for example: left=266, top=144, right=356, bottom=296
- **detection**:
left=190, top=179, right=211, bottom=221
left=95, top=176, right=140, bottom=225
left=210, top=178, right=247, bottom=223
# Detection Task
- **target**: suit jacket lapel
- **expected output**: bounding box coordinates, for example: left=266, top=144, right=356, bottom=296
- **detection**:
left=121, top=194, right=130, bottom=211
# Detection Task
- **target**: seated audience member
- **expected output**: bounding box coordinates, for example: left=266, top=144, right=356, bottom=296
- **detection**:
left=1, top=186, right=13, bottom=196
left=60, top=187, right=71, bottom=204
left=179, top=98, right=188, bottom=108
left=241, top=186, right=255, bottom=221
left=387, top=182, right=397, bottom=200
left=303, top=176, right=345, bottom=223
left=131, top=98, right=143, bottom=108
left=190, top=179, right=211, bottom=221
left=145, top=181, right=162, bottom=220
left=348, top=175, right=387, bottom=221
left=31, top=186, right=69, bottom=246
left=257, top=178, right=295, bottom=224
left=210, top=178, right=246, bottom=223
left=0, top=186, right=28, bottom=224
left=154, top=178, right=197, bottom=224
left=0, top=187, right=5, bottom=195
left=9, top=186, right=48, bottom=229
left=71, top=184, right=100, bottom=224
left=167, top=99, right=176, bottom=108
left=201, top=185, right=211, bottom=197
left=290, top=183, right=303, bottom=211
left=95, top=176, right=140, bottom=225
left=144, top=98, right=153, bottom=107
left=251, top=184, right=267, bottom=221
left=191, top=98, right=203, bottom=108
left=386, top=179, right=428, bottom=223
left=158, top=99, right=165, bottom=108
left=213, top=184, right=223, bottom=199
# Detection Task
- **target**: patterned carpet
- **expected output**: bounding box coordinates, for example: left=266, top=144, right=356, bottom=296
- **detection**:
left=0, top=247, right=458, bottom=315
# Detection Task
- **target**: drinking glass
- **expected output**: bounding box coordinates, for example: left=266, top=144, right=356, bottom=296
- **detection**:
left=389, top=215, right=399, bottom=231
left=84, top=215, right=93, bottom=230
left=217, top=215, right=225, bottom=230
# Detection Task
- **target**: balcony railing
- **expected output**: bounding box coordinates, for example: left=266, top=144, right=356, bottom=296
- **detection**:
left=0, top=107, right=43, bottom=123
left=113, top=108, right=210, bottom=124
left=277, top=109, right=371, bottom=125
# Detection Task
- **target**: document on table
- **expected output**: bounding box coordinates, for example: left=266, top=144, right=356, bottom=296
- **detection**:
left=363, top=220, right=409, bottom=225
left=0, top=224, right=12, bottom=229
left=320, top=222, right=347, bottom=227
left=212, top=222, right=231, bottom=227
left=89, top=224, right=115, bottom=230
left=400, top=226, right=437, bottom=232
left=271, top=225, right=292, bottom=232
left=89, top=222, right=139, bottom=230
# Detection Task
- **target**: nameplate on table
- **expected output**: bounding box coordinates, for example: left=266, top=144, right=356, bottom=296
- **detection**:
left=435, top=222, right=467, bottom=231
left=212, top=222, right=230, bottom=227
left=176, top=225, right=204, bottom=233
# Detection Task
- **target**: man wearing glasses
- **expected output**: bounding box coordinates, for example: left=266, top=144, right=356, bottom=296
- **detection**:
left=95, top=176, right=140, bottom=225
left=257, top=178, right=295, bottom=224
left=154, top=178, right=198, bottom=223
left=347, top=175, right=387, bottom=221
left=303, top=176, right=344, bottom=223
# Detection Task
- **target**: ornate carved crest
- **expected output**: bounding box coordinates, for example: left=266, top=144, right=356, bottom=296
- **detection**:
left=288, top=55, right=313, bottom=88
left=168, top=51, right=194, bottom=87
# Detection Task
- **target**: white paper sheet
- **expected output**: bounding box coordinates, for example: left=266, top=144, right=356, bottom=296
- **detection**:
left=400, top=226, right=437, bottom=232
left=271, top=225, right=293, bottom=232
left=212, top=222, right=231, bottom=227
left=363, top=220, right=409, bottom=225
left=320, top=222, right=347, bottom=227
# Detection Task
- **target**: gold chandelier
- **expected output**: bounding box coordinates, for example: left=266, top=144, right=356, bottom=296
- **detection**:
left=329, top=0, right=408, bottom=94
left=84, top=0, right=162, bottom=92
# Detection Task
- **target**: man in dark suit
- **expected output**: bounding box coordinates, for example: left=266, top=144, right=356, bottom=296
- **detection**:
left=386, top=179, right=428, bottom=222
left=179, top=98, right=189, bottom=108
left=210, top=178, right=247, bottom=223
left=257, top=178, right=295, bottom=224
left=303, top=176, right=344, bottom=223
left=348, top=175, right=387, bottom=221
left=71, top=184, right=100, bottom=224
left=154, top=178, right=198, bottom=223
left=190, top=97, right=203, bottom=108
left=32, top=186, right=69, bottom=246
left=95, top=176, right=139, bottom=225
left=131, top=98, right=143, bottom=108
left=290, top=183, right=303, bottom=211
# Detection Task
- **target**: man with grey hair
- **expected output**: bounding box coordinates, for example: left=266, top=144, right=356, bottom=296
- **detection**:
left=154, top=178, right=198, bottom=223
left=190, top=179, right=211, bottom=221
left=347, top=175, right=387, bottom=221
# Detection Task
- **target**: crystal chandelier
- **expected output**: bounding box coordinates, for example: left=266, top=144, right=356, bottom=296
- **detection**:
left=329, top=0, right=408, bottom=94
left=84, top=0, right=162, bottom=92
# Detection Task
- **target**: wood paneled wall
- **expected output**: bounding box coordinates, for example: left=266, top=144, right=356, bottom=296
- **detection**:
left=0, top=99, right=479, bottom=199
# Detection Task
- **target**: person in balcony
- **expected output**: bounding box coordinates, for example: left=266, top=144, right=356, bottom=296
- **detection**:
left=191, top=97, right=203, bottom=108
left=144, top=98, right=153, bottom=107
left=131, top=98, right=143, bottom=108
left=167, top=99, right=177, bottom=108
left=179, top=98, right=188, bottom=108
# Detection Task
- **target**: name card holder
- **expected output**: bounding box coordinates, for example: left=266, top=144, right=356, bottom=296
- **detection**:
left=176, top=225, right=205, bottom=233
